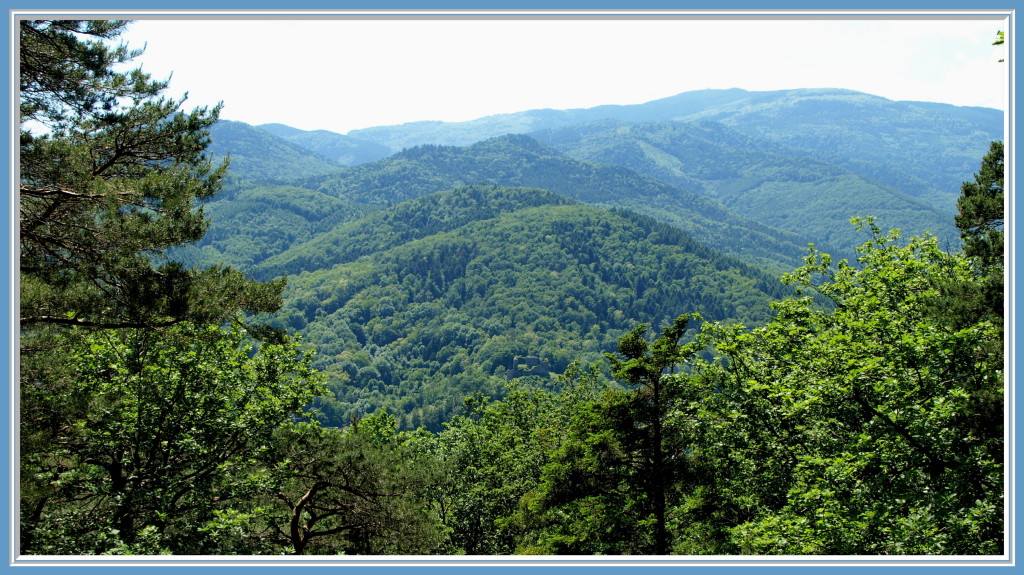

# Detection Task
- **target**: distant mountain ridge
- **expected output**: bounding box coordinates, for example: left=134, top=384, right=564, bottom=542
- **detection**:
left=219, top=87, right=1000, bottom=216
left=258, top=123, right=393, bottom=166
left=336, top=88, right=1001, bottom=211
left=344, top=88, right=773, bottom=149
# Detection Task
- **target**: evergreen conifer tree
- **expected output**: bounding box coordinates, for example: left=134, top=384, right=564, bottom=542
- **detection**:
left=19, top=19, right=283, bottom=335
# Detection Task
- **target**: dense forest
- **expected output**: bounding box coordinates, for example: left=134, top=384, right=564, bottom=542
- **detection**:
left=264, top=185, right=789, bottom=431
left=18, top=20, right=1006, bottom=558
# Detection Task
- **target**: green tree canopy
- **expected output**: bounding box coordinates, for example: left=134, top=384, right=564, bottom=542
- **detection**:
left=18, top=20, right=299, bottom=555
left=255, top=416, right=443, bottom=555
left=20, top=323, right=323, bottom=554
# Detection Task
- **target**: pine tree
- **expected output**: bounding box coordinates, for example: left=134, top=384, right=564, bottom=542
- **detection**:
left=931, top=141, right=1005, bottom=334
left=19, top=19, right=283, bottom=335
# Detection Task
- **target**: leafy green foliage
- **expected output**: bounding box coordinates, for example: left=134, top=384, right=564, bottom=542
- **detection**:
left=692, top=220, right=1003, bottom=554
left=422, top=366, right=603, bottom=554
left=20, top=323, right=323, bottom=554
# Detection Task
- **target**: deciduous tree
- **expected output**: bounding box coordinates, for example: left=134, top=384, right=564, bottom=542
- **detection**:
left=695, top=220, right=1003, bottom=554
left=20, top=323, right=322, bottom=554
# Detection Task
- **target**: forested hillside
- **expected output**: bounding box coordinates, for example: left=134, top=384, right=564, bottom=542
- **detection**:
left=18, top=19, right=1005, bottom=559
left=251, top=183, right=578, bottom=280
left=264, top=185, right=788, bottom=430
left=174, top=121, right=383, bottom=271
left=296, top=134, right=814, bottom=273
left=207, top=120, right=345, bottom=182
left=176, top=184, right=375, bottom=270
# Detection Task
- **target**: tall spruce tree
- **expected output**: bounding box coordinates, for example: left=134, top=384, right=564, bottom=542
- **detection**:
left=956, top=140, right=1004, bottom=269
left=519, top=316, right=706, bottom=554
left=929, top=141, right=1005, bottom=334
left=603, top=314, right=704, bottom=555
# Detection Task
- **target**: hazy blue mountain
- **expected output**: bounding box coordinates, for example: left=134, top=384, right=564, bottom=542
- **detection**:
left=345, top=88, right=1002, bottom=211
left=258, top=123, right=393, bottom=166
left=674, top=89, right=1001, bottom=210
left=254, top=122, right=306, bottom=138
left=533, top=120, right=960, bottom=254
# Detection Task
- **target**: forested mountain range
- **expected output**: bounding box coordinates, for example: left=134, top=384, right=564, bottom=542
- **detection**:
left=294, top=134, right=816, bottom=271
left=341, top=88, right=1001, bottom=210
left=531, top=120, right=959, bottom=255
left=189, top=129, right=813, bottom=274
left=183, top=86, right=1001, bottom=431
left=233, top=88, right=1000, bottom=214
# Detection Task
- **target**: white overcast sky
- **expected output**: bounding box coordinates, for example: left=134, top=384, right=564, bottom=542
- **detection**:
left=115, top=12, right=1010, bottom=135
